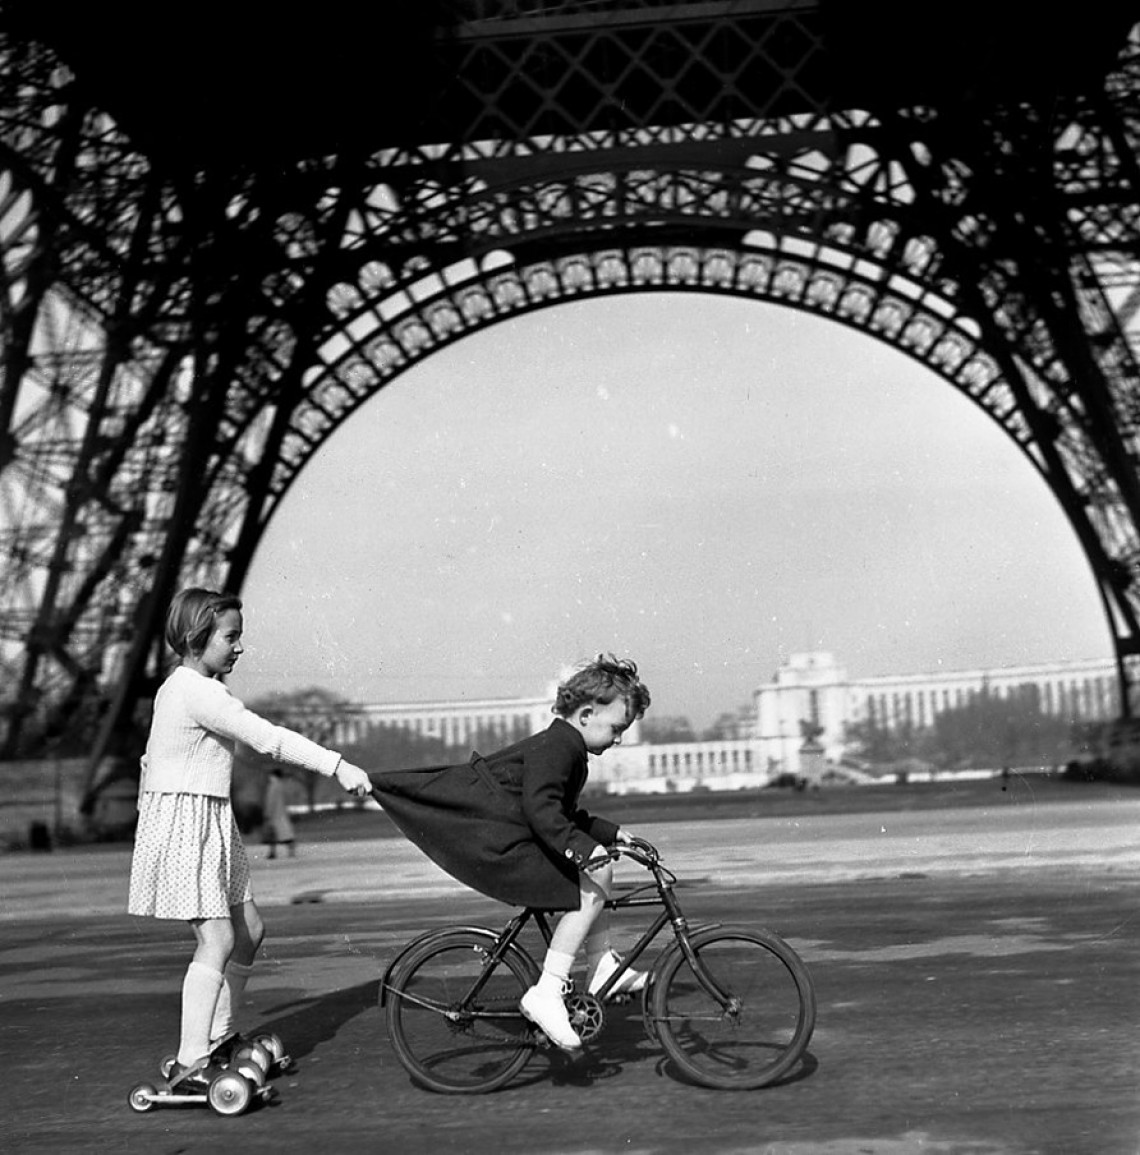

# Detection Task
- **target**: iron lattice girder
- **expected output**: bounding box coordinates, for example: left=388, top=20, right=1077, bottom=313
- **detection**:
left=4, top=1, right=1128, bottom=170
left=429, top=0, right=833, bottom=142
left=0, top=8, right=1138, bottom=772
left=0, top=1, right=833, bottom=171
left=233, top=19, right=1140, bottom=675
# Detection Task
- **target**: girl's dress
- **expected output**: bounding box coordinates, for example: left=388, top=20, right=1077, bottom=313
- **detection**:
left=128, top=666, right=342, bottom=921
left=371, top=716, right=618, bottom=910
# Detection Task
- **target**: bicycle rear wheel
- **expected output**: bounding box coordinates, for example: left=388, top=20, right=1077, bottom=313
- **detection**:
left=384, top=930, right=538, bottom=1094
left=651, top=925, right=815, bottom=1090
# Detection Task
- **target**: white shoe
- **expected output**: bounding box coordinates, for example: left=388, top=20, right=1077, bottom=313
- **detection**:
left=520, top=984, right=581, bottom=1050
left=588, top=949, right=648, bottom=997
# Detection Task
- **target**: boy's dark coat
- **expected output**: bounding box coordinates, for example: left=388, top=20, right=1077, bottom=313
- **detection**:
left=371, top=717, right=618, bottom=909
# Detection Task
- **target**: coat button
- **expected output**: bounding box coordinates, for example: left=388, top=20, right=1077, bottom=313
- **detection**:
left=565, top=848, right=573, bottom=858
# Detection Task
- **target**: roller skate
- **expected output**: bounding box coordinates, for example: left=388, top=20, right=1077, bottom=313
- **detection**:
left=158, top=1030, right=290, bottom=1089
left=209, top=1030, right=293, bottom=1080
left=127, top=1056, right=269, bottom=1117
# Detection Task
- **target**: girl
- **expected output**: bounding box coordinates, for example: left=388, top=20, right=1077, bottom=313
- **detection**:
left=372, top=654, right=651, bottom=1050
left=128, top=587, right=372, bottom=1089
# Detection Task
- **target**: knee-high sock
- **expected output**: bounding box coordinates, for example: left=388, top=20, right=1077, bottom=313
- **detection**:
left=210, top=961, right=254, bottom=1043
left=177, top=961, right=225, bottom=1066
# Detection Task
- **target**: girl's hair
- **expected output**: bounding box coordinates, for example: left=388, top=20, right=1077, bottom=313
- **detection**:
left=165, top=587, right=242, bottom=656
left=553, top=654, right=651, bottom=722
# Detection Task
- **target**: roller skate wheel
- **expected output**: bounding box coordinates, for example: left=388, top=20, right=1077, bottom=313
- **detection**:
left=128, top=1083, right=157, bottom=1113
left=159, top=1054, right=177, bottom=1079
left=207, top=1071, right=253, bottom=1117
left=233, top=1040, right=271, bottom=1074
left=234, top=1058, right=267, bottom=1088
left=252, top=1032, right=285, bottom=1063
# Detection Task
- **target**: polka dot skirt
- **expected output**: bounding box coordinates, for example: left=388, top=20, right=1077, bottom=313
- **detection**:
left=128, top=793, right=252, bottom=920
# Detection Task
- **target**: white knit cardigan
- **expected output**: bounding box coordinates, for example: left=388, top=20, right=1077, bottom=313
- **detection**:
left=141, top=666, right=342, bottom=797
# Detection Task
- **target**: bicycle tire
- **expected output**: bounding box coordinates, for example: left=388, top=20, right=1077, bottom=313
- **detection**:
left=384, top=929, right=538, bottom=1094
left=651, top=924, right=815, bottom=1090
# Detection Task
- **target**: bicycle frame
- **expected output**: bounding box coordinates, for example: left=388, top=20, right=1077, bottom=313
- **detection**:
left=379, top=840, right=735, bottom=1019
left=381, top=835, right=817, bottom=1093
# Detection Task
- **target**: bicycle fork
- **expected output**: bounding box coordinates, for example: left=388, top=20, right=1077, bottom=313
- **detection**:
left=655, top=888, right=739, bottom=1017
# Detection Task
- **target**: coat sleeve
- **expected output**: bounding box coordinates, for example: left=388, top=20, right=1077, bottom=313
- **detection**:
left=520, top=729, right=619, bottom=870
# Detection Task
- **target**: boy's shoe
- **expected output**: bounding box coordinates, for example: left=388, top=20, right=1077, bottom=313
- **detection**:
left=588, top=949, right=648, bottom=997
left=520, top=984, right=582, bottom=1050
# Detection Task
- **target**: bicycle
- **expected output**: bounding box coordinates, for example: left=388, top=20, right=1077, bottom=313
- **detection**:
left=379, top=836, right=816, bottom=1093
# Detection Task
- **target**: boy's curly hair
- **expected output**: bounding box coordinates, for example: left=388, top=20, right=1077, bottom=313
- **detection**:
left=553, top=653, right=651, bottom=722
left=165, top=587, right=242, bottom=657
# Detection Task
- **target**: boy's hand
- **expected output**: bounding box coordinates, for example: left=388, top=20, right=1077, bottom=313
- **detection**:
left=615, top=828, right=635, bottom=846
left=335, top=761, right=372, bottom=797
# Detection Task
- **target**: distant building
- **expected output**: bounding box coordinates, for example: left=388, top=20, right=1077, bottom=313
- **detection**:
left=330, top=691, right=557, bottom=751
left=752, top=651, right=1119, bottom=776
left=302, top=651, right=1119, bottom=794
left=592, top=737, right=767, bottom=795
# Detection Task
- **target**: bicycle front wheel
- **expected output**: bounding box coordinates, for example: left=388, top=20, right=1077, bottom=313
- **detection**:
left=384, top=930, right=538, bottom=1094
left=651, top=925, right=815, bottom=1090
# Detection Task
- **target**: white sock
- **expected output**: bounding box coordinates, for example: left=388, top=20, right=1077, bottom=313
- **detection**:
left=176, top=961, right=224, bottom=1067
left=536, top=948, right=575, bottom=993
left=210, top=961, right=254, bottom=1043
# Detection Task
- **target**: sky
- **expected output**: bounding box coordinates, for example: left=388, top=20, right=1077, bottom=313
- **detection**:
left=227, top=292, right=1113, bottom=730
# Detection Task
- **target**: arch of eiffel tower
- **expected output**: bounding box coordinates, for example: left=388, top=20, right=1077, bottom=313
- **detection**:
left=0, top=2, right=1138, bottom=807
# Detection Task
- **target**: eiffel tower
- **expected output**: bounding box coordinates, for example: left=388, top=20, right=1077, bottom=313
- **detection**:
left=0, top=2, right=1137, bottom=809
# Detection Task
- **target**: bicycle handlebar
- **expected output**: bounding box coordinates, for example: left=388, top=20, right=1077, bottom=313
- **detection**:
left=620, top=835, right=660, bottom=862
left=581, top=836, right=661, bottom=873
left=591, top=836, right=661, bottom=866
left=613, top=837, right=677, bottom=889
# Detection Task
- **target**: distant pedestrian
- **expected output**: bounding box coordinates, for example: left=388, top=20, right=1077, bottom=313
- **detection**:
left=262, top=768, right=296, bottom=858
left=127, top=587, right=371, bottom=1092
left=372, top=654, right=651, bottom=1051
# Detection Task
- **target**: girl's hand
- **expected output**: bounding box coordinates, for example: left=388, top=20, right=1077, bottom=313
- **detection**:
left=615, top=828, right=635, bottom=846
left=335, top=761, right=372, bottom=797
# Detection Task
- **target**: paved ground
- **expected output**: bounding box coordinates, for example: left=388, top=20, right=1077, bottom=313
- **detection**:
left=6, top=776, right=1137, bottom=917
left=1, top=786, right=1138, bottom=1154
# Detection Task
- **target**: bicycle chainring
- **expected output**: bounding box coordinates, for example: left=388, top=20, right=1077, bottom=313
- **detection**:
left=565, top=992, right=605, bottom=1042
